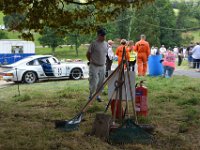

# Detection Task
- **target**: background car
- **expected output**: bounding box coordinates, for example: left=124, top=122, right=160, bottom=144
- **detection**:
left=0, top=55, right=89, bottom=83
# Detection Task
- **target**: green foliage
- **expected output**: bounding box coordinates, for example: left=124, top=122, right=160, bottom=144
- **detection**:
left=0, top=0, right=155, bottom=40
left=175, top=1, right=200, bottom=45
left=0, top=0, right=199, bottom=48
left=128, top=0, right=181, bottom=47
left=0, top=30, right=8, bottom=39
left=38, top=27, right=66, bottom=55
left=0, top=11, right=4, bottom=24
left=36, top=45, right=88, bottom=60
left=66, top=33, right=94, bottom=56
left=3, top=13, right=25, bottom=29
left=156, top=0, right=179, bottom=47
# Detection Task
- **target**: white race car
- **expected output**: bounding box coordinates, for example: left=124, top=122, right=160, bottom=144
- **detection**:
left=0, top=55, right=89, bottom=83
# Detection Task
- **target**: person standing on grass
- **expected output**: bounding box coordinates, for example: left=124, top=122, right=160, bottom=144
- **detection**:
left=86, top=28, right=108, bottom=102
left=105, top=40, right=114, bottom=77
left=115, top=39, right=130, bottom=66
left=178, top=47, right=183, bottom=66
left=191, top=42, right=200, bottom=71
left=173, top=46, right=179, bottom=57
left=161, top=48, right=176, bottom=78
left=127, top=40, right=137, bottom=71
left=135, top=34, right=150, bottom=76
left=159, top=45, right=167, bottom=57
left=186, top=43, right=194, bottom=68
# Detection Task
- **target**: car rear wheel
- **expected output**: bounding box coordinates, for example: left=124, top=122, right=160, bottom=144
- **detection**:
left=23, top=71, right=37, bottom=84
left=70, top=68, right=82, bottom=80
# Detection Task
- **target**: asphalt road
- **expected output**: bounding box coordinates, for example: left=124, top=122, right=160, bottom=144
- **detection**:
left=174, top=69, right=200, bottom=78
left=111, top=63, right=200, bottom=78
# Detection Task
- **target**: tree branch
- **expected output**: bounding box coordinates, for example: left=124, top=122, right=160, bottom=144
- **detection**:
left=63, top=0, right=151, bottom=5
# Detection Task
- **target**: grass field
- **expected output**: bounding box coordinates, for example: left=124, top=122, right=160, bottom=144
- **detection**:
left=0, top=75, right=200, bottom=149
left=36, top=45, right=88, bottom=60
left=0, top=12, right=4, bottom=24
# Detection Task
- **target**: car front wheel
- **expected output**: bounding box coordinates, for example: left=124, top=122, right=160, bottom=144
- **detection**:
left=70, top=68, right=82, bottom=80
left=23, top=71, right=37, bottom=83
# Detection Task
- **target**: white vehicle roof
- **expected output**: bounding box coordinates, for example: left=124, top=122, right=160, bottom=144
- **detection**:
left=3, top=55, right=53, bottom=67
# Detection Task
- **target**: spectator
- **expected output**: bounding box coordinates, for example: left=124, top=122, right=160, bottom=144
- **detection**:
left=159, top=45, right=167, bottom=57
left=178, top=47, right=183, bottom=66
left=162, top=48, right=176, bottom=78
left=173, top=46, right=179, bottom=57
left=86, top=28, right=108, bottom=102
left=151, top=46, right=155, bottom=55
left=135, top=34, right=150, bottom=76
left=183, top=47, right=187, bottom=59
left=191, top=42, right=200, bottom=70
left=186, top=43, right=194, bottom=68
left=150, top=46, right=158, bottom=55
left=105, top=40, right=114, bottom=77
left=127, top=40, right=137, bottom=71
left=115, top=39, right=130, bottom=66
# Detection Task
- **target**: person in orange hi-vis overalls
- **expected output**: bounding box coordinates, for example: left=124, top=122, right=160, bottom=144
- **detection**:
left=116, top=39, right=130, bottom=66
left=135, top=34, right=150, bottom=76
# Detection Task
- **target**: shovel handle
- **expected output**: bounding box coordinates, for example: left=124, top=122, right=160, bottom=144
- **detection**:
left=81, top=64, right=121, bottom=113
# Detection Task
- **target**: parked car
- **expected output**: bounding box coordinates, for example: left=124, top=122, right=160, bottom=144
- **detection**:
left=0, top=55, right=89, bottom=83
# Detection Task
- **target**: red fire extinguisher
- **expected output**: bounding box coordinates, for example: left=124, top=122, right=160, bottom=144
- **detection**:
left=135, top=81, right=148, bottom=117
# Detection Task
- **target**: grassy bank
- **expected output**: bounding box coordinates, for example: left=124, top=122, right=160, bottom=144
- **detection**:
left=36, top=45, right=88, bottom=61
left=0, top=76, right=200, bottom=149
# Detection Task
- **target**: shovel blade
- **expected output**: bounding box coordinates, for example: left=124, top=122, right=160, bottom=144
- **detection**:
left=54, top=113, right=83, bottom=132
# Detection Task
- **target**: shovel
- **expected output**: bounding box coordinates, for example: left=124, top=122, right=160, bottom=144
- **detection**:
left=55, top=64, right=121, bottom=131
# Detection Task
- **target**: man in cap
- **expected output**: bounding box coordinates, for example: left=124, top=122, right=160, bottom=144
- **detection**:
left=86, top=28, right=108, bottom=102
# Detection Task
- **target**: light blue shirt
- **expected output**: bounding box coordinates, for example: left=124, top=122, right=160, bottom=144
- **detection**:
left=192, top=45, right=200, bottom=59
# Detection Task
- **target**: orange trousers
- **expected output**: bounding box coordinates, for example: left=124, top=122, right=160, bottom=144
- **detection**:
left=137, top=54, right=148, bottom=76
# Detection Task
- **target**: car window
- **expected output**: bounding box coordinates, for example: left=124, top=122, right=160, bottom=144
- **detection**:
left=48, top=57, right=58, bottom=64
left=38, top=58, right=49, bottom=65
left=27, top=59, right=40, bottom=66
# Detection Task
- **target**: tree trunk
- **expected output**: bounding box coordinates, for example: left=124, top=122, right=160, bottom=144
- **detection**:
left=75, top=34, right=78, bottom=56
left=52, top=47, right=55, bottom=56
left=127, top=4, right=134, bottom=40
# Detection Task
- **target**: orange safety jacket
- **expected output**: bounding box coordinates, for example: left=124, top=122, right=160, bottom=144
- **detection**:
left=116, top=45, right=130, bottom=65
left=135, top=39, right=150, bottom=58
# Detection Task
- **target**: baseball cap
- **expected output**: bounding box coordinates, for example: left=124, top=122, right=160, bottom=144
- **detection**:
left=97, top=28, right=106, bottom=36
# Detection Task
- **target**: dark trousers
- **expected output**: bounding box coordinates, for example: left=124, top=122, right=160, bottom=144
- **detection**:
left=192, top=58, right=200, bottom=69
left=128, top=60, right=136, bottom=71
left=178, top=55, right=183, bottom=66
left=163, top=66, right=174, bottom=77
left=106, top=59, right=113, bottom=77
